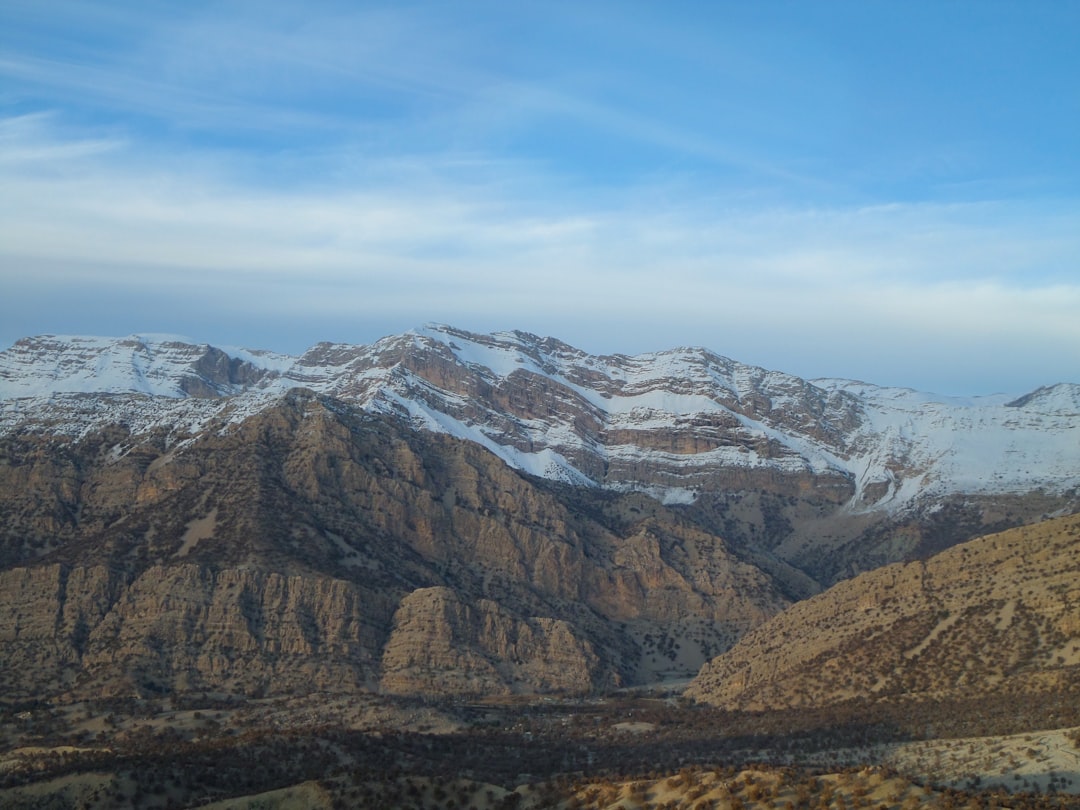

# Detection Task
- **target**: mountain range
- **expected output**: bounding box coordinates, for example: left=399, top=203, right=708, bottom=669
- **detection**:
left=0, top=325, right=1077, bottom=702
left=4, top=325, right=1077, bottom=511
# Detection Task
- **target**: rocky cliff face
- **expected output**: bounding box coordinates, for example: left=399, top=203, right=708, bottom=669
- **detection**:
left=0, top=325, right=1076, bottom=702
left=687, top=513, right=1080, bottom=711
left=379, top=587, right=605, bottom=696
left=6, top=326, right=1077, bottom=511
left=0, top=563, right=385, bottom=699
left=0, top=392, right=789, bottom=701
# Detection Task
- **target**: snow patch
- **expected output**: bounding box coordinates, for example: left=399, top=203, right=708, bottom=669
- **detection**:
left=2, top=328, right=1077, bottom=513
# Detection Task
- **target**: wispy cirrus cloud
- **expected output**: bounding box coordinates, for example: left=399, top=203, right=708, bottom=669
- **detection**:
left=2, top=2, right=1078, bottom=393
left=2, top=112, right=1078, bottom=394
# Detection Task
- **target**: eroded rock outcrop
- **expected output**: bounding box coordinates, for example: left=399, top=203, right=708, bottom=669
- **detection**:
left=0, top=397, right=790, bottom=700
left=0, top=563, right=388, bottom=699
left=380, top=587, right=605, bottom=696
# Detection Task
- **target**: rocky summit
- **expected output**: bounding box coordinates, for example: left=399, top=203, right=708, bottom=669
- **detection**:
left=0, top=325, right=1077, bottom=703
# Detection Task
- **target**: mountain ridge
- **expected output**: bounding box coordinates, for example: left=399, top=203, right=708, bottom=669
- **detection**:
left=0, top=390, right=789, bottom=699
left=3, top=325, right=1077, bottom=517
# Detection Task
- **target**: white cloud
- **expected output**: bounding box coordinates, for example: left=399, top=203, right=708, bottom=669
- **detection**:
left=1, top=113, right=1078, bottom=394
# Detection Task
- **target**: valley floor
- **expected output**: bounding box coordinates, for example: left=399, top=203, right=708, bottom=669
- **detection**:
left=3, top=690, right=1080, bottom=809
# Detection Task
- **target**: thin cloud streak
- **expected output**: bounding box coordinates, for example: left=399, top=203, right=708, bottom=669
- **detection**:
left=5, top=150, right=1077, bottom=290
left=0, top=4, right=851, bottom=192
left=2, top=3, right=1078, bottom=393
left=2, top=115, right=1078, bottom=396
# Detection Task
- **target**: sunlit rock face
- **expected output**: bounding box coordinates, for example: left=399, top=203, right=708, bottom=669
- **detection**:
left=0, top=325, right=1076, bottom=701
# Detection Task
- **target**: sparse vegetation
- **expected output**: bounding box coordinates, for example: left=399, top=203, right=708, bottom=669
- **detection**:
left=4, top=688, right=1080, bottom=807
left=1, top=340, right=1079, bottom=808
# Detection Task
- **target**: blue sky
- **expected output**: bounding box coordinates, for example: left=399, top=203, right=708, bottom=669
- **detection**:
left=1, top=1, right=1078, bottom=394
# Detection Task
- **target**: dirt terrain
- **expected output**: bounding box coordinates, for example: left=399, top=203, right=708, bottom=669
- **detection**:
left=3, top=690, right=1080, bottom=808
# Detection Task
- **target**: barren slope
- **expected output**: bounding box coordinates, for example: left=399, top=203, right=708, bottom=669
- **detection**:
left=688, top=513, right=1080, bottom=710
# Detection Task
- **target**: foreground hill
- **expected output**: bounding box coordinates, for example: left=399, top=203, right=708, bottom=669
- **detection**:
left=688, top=513, right=1080, bottom=710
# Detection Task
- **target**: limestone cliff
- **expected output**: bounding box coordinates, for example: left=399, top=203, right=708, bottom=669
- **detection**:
left=4, top=326, right=1074, bottom=703
left=6, top=326, right=1076, bottom=587
left=0, top=393, right=790, bottom=700
left=379, top=587, right=605, bottom=696
left=0, top=563, right=386, bottom=698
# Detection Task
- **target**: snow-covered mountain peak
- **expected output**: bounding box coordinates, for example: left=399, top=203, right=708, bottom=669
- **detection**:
left=412, top=325, right=826, bottom=413
left=811, top=378, right=1019, bottom=409
left=1006, top=383, right=1080, bottom=414
left=0, top=333, right=273, bottom=399
left=1, top=327, right=1077, bottom=515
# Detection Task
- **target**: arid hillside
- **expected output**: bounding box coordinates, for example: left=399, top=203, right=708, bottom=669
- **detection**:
left=688, top=513, right=1080, bottom=711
